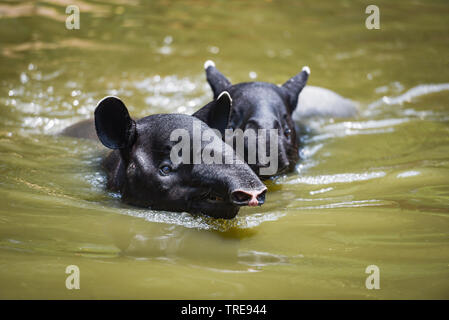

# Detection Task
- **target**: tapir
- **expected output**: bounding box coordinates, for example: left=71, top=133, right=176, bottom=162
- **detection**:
left=196, top=61, right=357, bottom=179
left=61, top=93, right=267, bottom=219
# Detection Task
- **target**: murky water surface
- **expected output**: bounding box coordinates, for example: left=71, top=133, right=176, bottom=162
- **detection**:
left=0, top=0, right=448, bottom=299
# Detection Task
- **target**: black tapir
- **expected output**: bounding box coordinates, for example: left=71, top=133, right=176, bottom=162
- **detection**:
left=61, top=93, right=267, bottom=219
left=194, top=61, right=309, bottom=179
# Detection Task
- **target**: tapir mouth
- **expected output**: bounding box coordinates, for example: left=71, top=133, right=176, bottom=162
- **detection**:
left=205, top=191, right=226, bottom=204
left=192, top=190, right=227, bottom=204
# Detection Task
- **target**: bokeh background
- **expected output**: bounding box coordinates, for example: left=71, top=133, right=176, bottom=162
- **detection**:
left=0, top=0, right=448, bottom=299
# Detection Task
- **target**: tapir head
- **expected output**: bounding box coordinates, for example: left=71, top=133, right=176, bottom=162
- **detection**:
left=94, top=95, right=266, bottom=219
left=196, top=61, right=309, bottom=179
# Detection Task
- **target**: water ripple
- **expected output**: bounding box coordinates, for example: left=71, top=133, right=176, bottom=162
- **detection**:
left=122, top=209, right=286, bottom=232
left=295, top=199, right=386, bottom=210
left=367, top=83, right=449, bottom=110
left=286, top=171, right=386, bottom=185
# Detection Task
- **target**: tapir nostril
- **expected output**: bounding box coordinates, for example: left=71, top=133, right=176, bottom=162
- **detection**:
left=231, top=188, right=267, bottom=207
left=257, top=189, right=267, bottom=205
left=231, top=191, right=252, bottom=204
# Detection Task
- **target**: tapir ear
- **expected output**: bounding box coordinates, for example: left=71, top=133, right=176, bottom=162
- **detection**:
left=94, top=96, right=136, bottom=149
left=204, top=60, right=232, bottom=99
left=281, top=66, right=310, bottom=113
left=192, top=91, right=232, bottom=136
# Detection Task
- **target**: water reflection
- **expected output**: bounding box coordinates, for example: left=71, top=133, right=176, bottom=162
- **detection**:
left=104, top=217, right=294, bottom=272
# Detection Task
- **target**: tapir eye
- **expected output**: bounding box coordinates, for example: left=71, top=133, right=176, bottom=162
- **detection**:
left=284, top=128, right=292, bottom=138
left=159, top=165, right=172, bottom=176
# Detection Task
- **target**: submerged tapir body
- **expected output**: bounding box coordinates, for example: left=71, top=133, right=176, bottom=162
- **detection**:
left=62, top=94, right=266, bottom=219
left=195, top=61, right=357, bottom=179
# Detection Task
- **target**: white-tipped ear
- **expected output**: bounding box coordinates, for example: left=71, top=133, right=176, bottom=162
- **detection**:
left=302, top=66, right=311, bottom=75
left=205, top=63, right=231, bottom=99
left=204, top=60, right=216, bottom=70
left=217, top=91, right=232, bottom=105
left=282, top=68, right=310, bottom=112
left=192, top=90, right=232, bottom=136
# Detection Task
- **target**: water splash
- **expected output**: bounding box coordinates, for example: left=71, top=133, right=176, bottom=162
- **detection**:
left=122, top=209, right=285, bottom=232
left=2, top=65, right=208, bottom=135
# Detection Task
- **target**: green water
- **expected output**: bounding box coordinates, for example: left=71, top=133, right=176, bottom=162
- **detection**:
left=1, top=0, right=449, bottom=299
